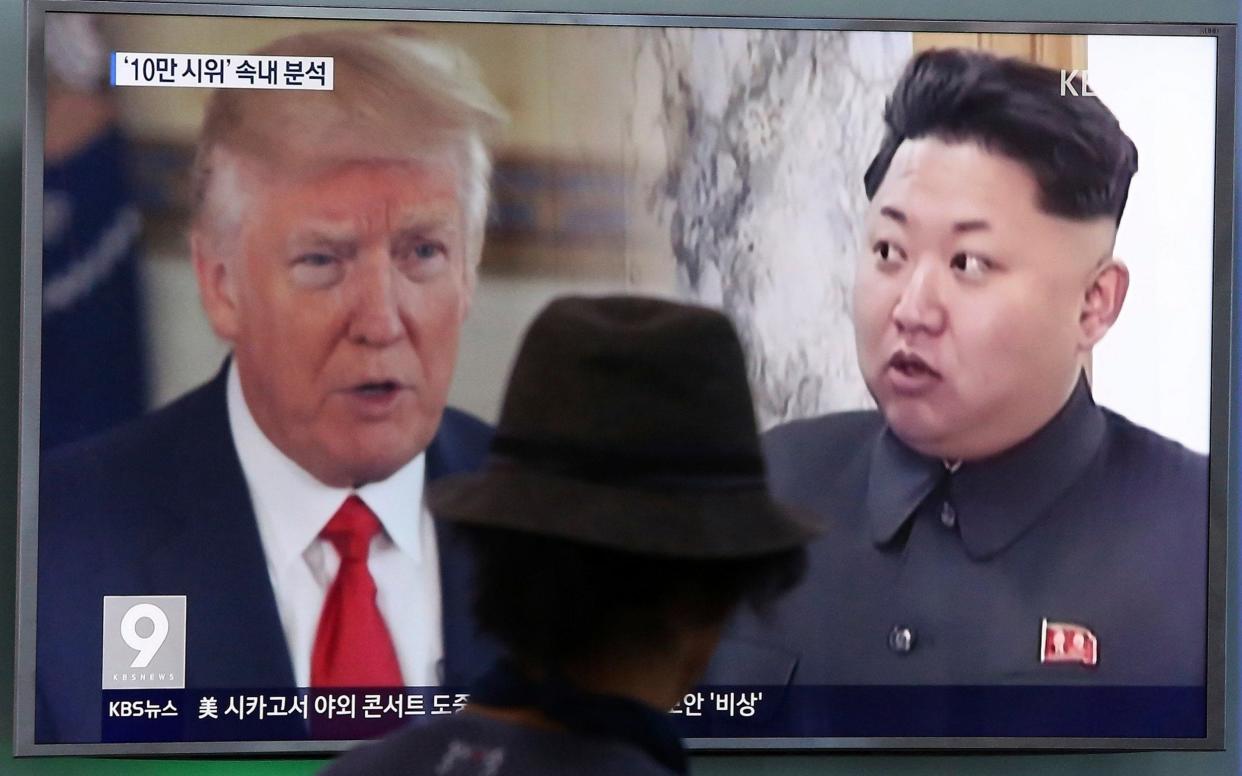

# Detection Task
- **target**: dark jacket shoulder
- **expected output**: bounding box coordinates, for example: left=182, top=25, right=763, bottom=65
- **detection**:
left=1098, top=406, right=1206, bottom=475
left=40, top=376, right=233, bottom=541
left=429, top=406, right=493, bottom=478
left=1091, top=407, right=1208, bottom=548
left=762, top=410, right=881, bottom=496
left=44, top=375, right=224, bottom=467
left=322, top=713, right=675, bottom=776
left=764, top=409, right=882, bottom=450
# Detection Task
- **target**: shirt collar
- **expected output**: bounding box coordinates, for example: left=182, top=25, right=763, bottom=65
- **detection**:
left=868, top=373, right=1106, bottom=560
left=226, top=361, right=427, bottom=571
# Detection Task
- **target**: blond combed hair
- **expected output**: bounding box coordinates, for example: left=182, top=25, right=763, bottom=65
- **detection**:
left=191, top=26, right=507, bottom=279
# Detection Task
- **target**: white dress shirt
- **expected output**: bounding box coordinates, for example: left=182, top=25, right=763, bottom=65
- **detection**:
left=225, top=363, right=443, bottom=688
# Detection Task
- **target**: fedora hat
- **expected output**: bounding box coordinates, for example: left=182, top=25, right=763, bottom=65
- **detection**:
left=428, top=295, right=822, bottom=558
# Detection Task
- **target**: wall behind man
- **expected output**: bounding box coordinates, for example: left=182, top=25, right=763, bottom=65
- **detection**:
left=3, top=0, right=1237, bottom=774
left=1088, top=34, right=1218, bottom=454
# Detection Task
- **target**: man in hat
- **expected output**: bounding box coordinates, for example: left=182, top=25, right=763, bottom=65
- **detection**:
left=756, top=48, right=1207, bottom=693
left=36, top=27, right=506, bottom=743
left=321, top=295, right=819, bottom=775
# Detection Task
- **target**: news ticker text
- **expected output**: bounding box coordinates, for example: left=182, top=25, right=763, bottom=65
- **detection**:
left=105, top=689, right=767, bottom=722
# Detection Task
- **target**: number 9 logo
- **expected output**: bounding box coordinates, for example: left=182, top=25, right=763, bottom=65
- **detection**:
left=120, top=603, right=169, bottom=668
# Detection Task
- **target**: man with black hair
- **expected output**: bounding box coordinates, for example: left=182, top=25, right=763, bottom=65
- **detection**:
left=759, top=49, right=1206, bottom=686
left=321, top=295, right=818, bottom=775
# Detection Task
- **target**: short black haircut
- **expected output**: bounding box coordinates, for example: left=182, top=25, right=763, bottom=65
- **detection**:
left=864, top=49, right=1138, bottom=224
left=460, top=524, right=807, bottom=670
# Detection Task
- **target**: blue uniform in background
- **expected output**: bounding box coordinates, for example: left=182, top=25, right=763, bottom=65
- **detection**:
left=41, top=125, right=147, bottom=451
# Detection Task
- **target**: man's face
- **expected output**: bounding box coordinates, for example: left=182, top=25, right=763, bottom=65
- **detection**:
left=854, top=137, right=1122, bottom=460
left=199, top=160, right=472, bottom=487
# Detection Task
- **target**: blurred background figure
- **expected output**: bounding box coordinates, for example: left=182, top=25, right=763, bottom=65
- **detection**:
left=41, top=13, right=148, bottom=450
left=321, top=295, right=819, bottom=776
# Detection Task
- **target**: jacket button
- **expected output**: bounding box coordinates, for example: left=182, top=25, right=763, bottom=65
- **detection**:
left=889, top=625, right=917, bottom=654
left=940, top=501, right=957, bottom=528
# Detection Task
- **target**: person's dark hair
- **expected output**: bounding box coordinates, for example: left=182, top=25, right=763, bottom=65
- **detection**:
left=864, top=48, right=1138, bottom=224
left=460, top=524, right=807, bottom=669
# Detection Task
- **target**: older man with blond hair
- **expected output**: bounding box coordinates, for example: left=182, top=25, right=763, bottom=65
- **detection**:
left=36, top=26, right=506, bottom=744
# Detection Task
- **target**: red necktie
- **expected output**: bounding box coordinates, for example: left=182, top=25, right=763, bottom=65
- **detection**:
left=310, top=496, right=404, bottom=687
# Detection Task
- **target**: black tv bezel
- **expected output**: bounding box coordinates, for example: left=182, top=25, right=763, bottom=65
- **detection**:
left=14, top=0, right=1235, bottom=756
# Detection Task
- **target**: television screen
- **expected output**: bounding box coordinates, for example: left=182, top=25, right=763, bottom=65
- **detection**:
left=16, top=0, right=1232, bottom=755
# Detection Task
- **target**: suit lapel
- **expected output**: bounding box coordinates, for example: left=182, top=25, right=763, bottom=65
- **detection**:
left=144, top=368, right=296, bottom=690
left=143, top=394, right=496, bottom=694
left=432, top=521, right=501, bottom=687
left=427, top=411, right=500, bottom=687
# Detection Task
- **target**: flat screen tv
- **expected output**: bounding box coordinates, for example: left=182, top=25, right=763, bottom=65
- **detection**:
left=16, top=0, right=1234, bottom=755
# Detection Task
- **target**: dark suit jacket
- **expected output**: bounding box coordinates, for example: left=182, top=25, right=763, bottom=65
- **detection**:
left=35, top=367, right=498, bottom=744
left=753, top=377, right=1208, bottom=687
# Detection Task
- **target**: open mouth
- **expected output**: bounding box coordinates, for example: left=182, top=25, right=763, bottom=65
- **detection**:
left=888, top=351, right=940, bottom=379
left=351, top=381, right=401, bottom=397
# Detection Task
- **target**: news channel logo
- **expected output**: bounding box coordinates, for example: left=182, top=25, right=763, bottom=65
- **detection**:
left=1060, top=69, right=1097, bottom=96
left=102, top=595, right=186, bottom=690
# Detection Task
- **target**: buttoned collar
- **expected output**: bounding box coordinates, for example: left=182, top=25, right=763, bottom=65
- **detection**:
left=867, top=373, right=1106, bottom=560
left=226, top=361, right=427, bottom=572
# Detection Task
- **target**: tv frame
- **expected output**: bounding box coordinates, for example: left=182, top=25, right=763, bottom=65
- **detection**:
left=14, top=0, right=1235, bottom=756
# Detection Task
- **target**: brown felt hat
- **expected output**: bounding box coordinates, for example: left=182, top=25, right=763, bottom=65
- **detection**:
left=428, top=294, right=823, bottom=558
